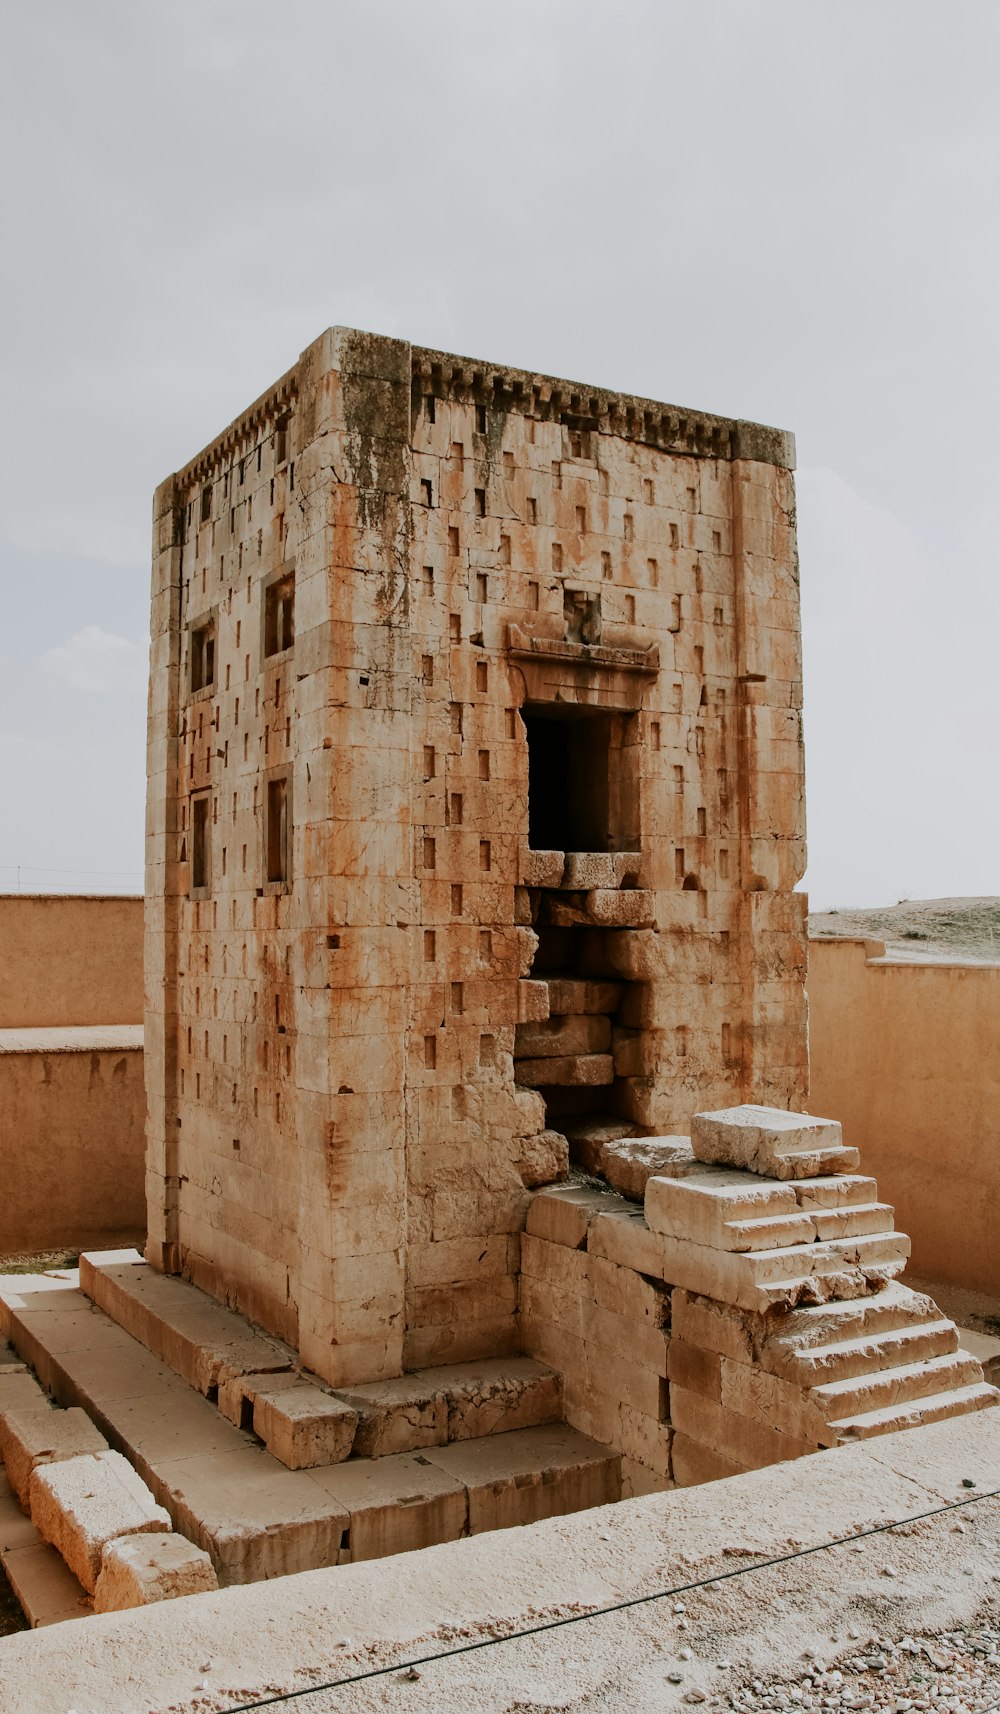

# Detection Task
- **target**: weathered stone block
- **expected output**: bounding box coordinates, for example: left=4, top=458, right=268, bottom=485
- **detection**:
left=514, top=1014, right=612, bottom=1059
left=252, top=1382, right=358, bottom=1469
left=0, top=1406, right=108, bottom=1508
left=29, top=1451, right=171, bottom=1593
left=690, top=1105, right=860, bottom=1180
left=514, top=1053, right=614, bottom=1088
left=93, top=1530, right=218, bottom=1611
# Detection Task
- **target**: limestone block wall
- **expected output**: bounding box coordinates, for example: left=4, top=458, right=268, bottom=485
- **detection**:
left=146, top=328, right=806, bottom=1387
left=809, top=937, right=1000, bottom=1297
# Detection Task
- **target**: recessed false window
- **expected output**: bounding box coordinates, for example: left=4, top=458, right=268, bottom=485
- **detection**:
left=200, top=484, right=213, bottom=525
left=264, top=572, right=295, bottom=657
left=190, top=618, right=216, bottom=693
left=191, top=794, right=211, bottom=893
left=266, top=776, right=290, bottom=885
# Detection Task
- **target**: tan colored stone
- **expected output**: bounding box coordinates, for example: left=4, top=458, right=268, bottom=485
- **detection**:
left=518, top=849, right=564, bottom=887
left=93, top=1530, right=218, bottom=1611
left=584, top=1207, right=664, bottom=1274
left=690, top=1104, right=860, bottom=1180
left=545, top=980, right=624, bottom=1016
left=514, top=1052, right=614, bottom=1087
left=29, top=1450, right=171, bottom=1593
left=525, top=1185, right=630, bottom=1250
left=668, top=1386, right=813, bottom=1471
left=516, top=980, right=550, bottom=1023
left=251, top=1383, right=357, bottom=1469
left=598, top=1136, right=697, bottom=1200
left=667, top=1341, right=722, bottom=1400
left=1, top=1540, right=92, bottom=1625
left=670, top=1290, right=758, bottom=1366
left=514, top=1128, right=569, bottom=1188
left=514, top=1014, right=612, bottom=1059
left=308, top=1452, right=468, bottom=1561
left=561, top=853, right=641, bottom=890
left=0, top=1406, right=108, bottom=1507
left=670, top=1429, right=746, bottom=1486
left=423, top=1424, right=620, bottom=1533
left=79, top=1256, right=293, bottom=1397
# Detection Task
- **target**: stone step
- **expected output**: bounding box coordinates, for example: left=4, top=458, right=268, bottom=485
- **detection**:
left=827, top=1381, right=1000, bottom=1442
left=0, top=1280, right=611, bottom=1587
left=810, top=1350, right=986, bottom=1424
left=691, top=1105, right=860, bottom=1181
left=760, top=1281, right=942, bottom=1352
left=645, top=1168, right=886, bottom=1252
left=659, top=1229, right=910, bottom=1314
left=415, top=1423, right=621, bottom=1536
left=727, top=1203, right=895, bottom=1252
left=0, top=1470, right=91, bottom=1627
left=763, top=1318, right=960, bottom=1386
left=334, top=1357, right=562, bottom=1458
left=79, top=1252, right=295, bottom=1399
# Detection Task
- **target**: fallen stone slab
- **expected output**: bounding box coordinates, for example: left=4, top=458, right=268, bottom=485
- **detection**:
left=0, top=1405, right=108, bottom=1507
left=94, top=1530, right=218, bottom=1612
left=29, top=1449, right=171, bottom=1593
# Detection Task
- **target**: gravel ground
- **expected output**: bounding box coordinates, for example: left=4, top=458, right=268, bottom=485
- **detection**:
left=724, top=1613, right=1000, bottom=1714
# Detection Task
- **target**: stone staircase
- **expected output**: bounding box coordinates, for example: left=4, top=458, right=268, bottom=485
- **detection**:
left=760, top=1283, right=998, bottom=1442
left=639, top=1106, right=1000, bottom=1459
left=0, top=1261, right=620, bottom=1604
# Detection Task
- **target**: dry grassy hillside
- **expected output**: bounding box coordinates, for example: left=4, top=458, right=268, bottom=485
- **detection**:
left=808, top=896, right=1000, bottom=963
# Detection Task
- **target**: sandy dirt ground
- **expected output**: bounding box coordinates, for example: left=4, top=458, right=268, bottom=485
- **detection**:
left=808, top=898, right=1000, bottom=964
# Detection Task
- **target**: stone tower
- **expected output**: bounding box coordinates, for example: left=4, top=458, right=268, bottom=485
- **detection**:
left=146, top=329, right=806, bottom=1389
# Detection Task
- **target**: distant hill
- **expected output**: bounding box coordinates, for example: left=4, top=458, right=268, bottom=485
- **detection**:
left=808, top=896, right=1000, bottom=963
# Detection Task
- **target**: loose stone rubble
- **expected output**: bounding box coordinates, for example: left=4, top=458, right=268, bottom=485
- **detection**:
left=723, top=1617, right=1000, bottom=1714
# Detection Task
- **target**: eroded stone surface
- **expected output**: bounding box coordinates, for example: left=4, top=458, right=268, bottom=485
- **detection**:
left=93, top=1531, right=218, bottom=1611
left=0, top=1406, right=108, bottom=1507
left=29, top=1451, right=170, bottom=1593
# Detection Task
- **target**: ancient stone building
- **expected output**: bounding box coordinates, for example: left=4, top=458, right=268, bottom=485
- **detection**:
left=146, top=328, right=807, bottom=1391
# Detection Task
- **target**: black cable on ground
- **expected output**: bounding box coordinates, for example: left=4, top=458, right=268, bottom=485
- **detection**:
left=213, top=1481, right=1000, bottom=1714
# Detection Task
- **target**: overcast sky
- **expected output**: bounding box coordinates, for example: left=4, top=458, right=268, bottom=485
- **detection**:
left=1, top=0, right=997, bottom=909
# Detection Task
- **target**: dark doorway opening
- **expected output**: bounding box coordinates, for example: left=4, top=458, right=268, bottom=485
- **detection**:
left=524, top=705, right=639, bottom=854
left=525, top=707, right=612, bottom=852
